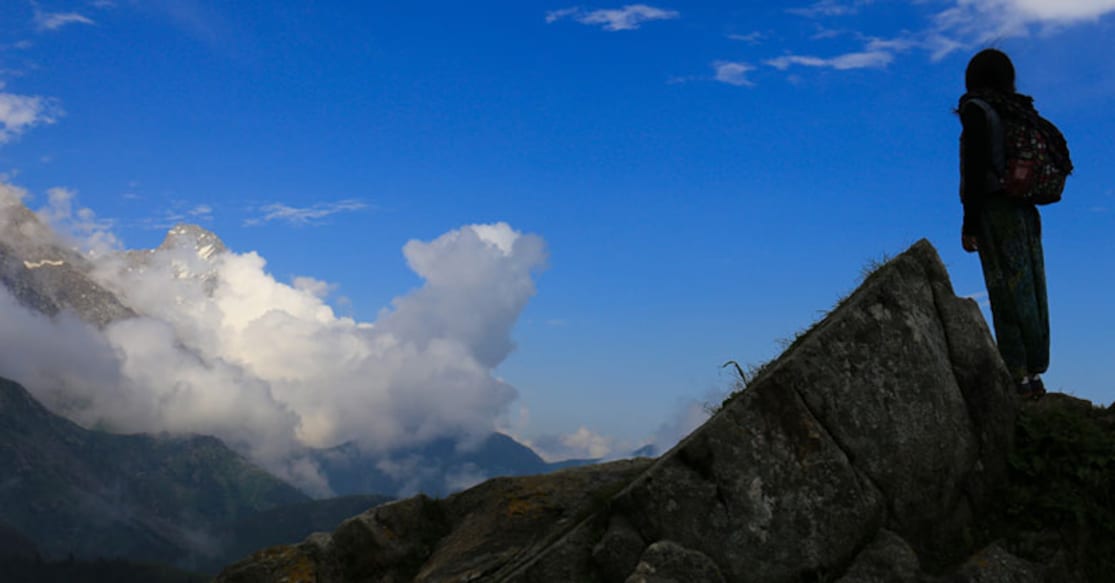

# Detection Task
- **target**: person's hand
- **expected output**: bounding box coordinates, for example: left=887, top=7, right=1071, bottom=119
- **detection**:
left=962, top=235, right=979, bottom=253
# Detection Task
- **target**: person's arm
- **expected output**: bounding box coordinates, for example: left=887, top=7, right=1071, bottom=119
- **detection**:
left=959, top=102, right=993, bottom=238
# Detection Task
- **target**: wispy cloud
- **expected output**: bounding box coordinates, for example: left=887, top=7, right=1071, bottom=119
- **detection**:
left=546, top=4, right=680, bottom=31
left=777, top=1, right=1115, bottom=71
left=766, top=50, right=893, bottom=71
left=34, top=9, right=96, bottom=31
left=0, top=40, right=34, bottom=52
left=920, top=0, right=1115, bottom=60
left=135, top=202, right=215, bottom=230
left=713, top=61, right=756, bottom=86
left=244, top=199, right=369, bottom=227
left=789, top=0, right=874, bottom=18
left=0, top=90, right=62, bottom=143
left=727, top=31, right=765, bottom=44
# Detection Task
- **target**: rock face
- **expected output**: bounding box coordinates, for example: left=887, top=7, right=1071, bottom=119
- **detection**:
left=215, top=240, right=1022, bottom=582
left=216, top=459, right=653, bottom=583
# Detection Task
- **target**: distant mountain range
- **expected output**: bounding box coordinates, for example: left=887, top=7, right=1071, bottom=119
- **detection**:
left=0, top=200, right=648, bottom=572
left=0, top=375, right=305, bottom=567
left=311, top=432, right=599, bottom=498
left=0, top=375, right=393, bottom=572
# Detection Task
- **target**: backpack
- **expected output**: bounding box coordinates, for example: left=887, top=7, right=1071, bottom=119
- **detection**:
left=966, top=98, right=1072, bottom=205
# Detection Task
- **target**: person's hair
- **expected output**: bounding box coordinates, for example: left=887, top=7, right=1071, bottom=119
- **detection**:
left=965, top=48, right=1015, bottom=93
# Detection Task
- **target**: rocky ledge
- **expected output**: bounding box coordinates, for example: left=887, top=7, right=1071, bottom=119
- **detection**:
left=216, top=240, right=1086, bottom=582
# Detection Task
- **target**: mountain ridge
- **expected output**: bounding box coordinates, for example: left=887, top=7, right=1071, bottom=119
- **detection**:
left=0, top=376, right=310, bottom=569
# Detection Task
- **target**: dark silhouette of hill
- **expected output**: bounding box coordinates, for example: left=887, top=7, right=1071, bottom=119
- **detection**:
left=0, top=556, right=208, bottom=583
left=201, top=494, right=393, bottom=573
left=0, top=376, right=309, bottom=568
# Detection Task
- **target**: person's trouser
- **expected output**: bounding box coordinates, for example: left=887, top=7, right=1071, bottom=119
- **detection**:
left=976, top=196, right=1050, bottom=380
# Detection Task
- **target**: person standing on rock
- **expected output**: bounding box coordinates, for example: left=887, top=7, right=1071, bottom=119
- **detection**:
left=957, top=48, right=1071, bottom=400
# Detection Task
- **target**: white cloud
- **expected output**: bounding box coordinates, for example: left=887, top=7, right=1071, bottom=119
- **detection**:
left=546, top=4, right=680, bottom=31
left=727, top=32, right=765, bottom=44
left=244, top=199, right=368, bottom=226
left=545, top=7, right=580, bottom=23
left=35, top=187, right=121, bottom=255
left=643, top=386, right=730, bottom=457
left=0, top=91, right=62, bottom=144
left=920, top=1, right=1115, bottom=58
left=976, top=0, right=1115, bottom=24
left=135, top=203, right=215, bottom=231
left=559, top=426, right=616, bottom=458
left=292, top=276, right=337, bottom=299
left=766, top=50, right=893, bottom=71
left=713, top=61, right=756, bottom=86
left=0, top=181, right=29, bottom=207
left=779, top=1, right=1115, bottom=69
left=528, top=426, right=619, bottom=461
left=34, top=10, right=96, bottom=31
left=789, top=0, right=874, bottom=18
left=0, top=181, right=548, bottom=494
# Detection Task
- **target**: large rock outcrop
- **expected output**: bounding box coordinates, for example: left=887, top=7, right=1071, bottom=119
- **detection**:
left=216, top=239, right=1024, bottom=582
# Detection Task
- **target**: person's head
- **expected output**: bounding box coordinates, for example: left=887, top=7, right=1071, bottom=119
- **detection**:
left=965, top=48, right=1015, bottom=93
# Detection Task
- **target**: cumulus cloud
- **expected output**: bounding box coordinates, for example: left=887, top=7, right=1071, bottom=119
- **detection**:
left=244, top=199, right=368, bottom=226
left=0, top=90, right=62, bottom=143
left=713, top=61, right=756, bottom=87
left=0, top=180, right=547, bottom=495
left=546, top=4, right=680, bottom=31
left=766, top=50, right=893, bottom=71
left=292, top=276, right=337, bottom=299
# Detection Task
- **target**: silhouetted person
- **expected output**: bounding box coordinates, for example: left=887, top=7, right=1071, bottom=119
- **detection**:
left=958, top=48, right=1070, bottom=399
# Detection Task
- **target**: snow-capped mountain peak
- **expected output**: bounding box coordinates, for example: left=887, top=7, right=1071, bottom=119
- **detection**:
left=158, top=223, right=227, bottom=261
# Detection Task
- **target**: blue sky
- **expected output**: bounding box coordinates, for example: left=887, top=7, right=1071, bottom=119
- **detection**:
left=1, top=1, right=1113, bottom=460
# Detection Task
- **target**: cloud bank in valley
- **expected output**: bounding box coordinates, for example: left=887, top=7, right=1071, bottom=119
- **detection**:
left=0, top=180, right=547, bottom=494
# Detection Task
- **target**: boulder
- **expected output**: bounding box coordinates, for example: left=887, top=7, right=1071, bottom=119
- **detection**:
left=949, top=543, right=1044, bottom=583
left=624, top=540, right=726, bottom=583
left=216, top=239, right=1021, bottom=582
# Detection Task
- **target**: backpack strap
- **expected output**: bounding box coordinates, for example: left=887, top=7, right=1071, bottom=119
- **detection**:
left=965, top=98, right=1006, bottom=176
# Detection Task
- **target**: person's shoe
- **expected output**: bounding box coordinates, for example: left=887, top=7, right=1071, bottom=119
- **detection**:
left=1016, top=375, right=1046, bottom=401
left=1028, top=374, right=1047, bottom=399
